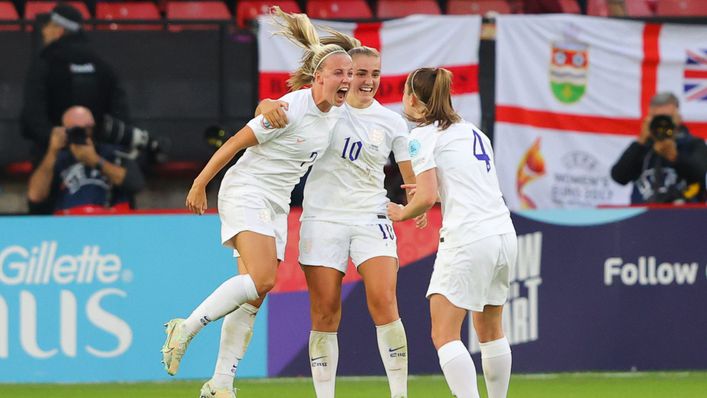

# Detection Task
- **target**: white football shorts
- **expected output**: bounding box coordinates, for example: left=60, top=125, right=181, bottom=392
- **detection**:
left=218, top=193, right=287, bottom=261
left=298, top=219, right=398, bottom=273
left=426, top=232, right=517, bottom=312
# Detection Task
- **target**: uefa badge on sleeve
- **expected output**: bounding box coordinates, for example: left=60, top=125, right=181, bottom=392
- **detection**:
left=261, top=118, right=274, bottom=130
left=408, top=139, right=421, bottom=158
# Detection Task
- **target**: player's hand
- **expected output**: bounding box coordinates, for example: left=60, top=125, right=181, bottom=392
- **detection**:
left=401, top=183, right=417, bottom=197
left=414, top=213, right=428, bottom=229
left=387, top=202, right=405, bottom=222
left=186, top=182, right=208, bottom=215
left=261, top=100, right=289, bottom=129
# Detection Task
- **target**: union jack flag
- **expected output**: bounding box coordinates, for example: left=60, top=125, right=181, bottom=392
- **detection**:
left=684, top=49, right=707, bottom=102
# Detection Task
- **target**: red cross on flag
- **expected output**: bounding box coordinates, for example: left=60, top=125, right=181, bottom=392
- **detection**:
left=494, top=15, right=707, bottom=210
left=257, top=15, right=482, bottom=125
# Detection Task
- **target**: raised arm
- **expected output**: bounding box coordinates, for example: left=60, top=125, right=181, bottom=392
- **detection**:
left=186, top=126, right=259, bottom=214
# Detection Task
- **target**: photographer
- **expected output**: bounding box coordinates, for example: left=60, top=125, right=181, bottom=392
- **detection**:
left=20, top=3, right=129, bottom=164
left=27, top=106, right=144, bottom=214
left=611, top=92, right=707, bottom=204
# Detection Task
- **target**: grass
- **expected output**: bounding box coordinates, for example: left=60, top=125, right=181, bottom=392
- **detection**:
left=1, top=372, right=705, bottom=397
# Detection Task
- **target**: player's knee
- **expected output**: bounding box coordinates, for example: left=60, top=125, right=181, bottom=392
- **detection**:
left=368, top=294, right=398, bottom=324
left=311, top=302, right=341, bottom=330
left=253, top=274, right=277, bottom=297
left=431, top=327, right=457, bottom=350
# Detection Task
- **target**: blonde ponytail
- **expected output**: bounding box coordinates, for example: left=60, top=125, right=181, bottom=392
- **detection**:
left=270, top=7, right=349, bottom=91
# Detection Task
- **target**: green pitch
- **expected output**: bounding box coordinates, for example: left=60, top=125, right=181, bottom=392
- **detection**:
left=1, top=372, right=705, bottom=398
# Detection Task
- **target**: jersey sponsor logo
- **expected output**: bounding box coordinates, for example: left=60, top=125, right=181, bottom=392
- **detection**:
left=408, top=139, right=421, bottom=158
left=550, top=35, right=589, bottom=104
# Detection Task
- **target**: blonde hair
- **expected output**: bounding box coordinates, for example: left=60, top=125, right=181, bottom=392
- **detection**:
left=405, top=68, right=461, bottom=131
left=319, top=28, right=380, bottom=59
left=271, top=7, right=349, bottom=90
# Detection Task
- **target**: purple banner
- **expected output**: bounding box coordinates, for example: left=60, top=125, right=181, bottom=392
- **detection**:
left=267, top=208, right=707, bottom=375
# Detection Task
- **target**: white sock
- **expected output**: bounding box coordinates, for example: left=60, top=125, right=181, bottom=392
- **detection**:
left=376, top=319, right=408, bottom=398
left=309, top=331, right=338, bottom=398
left=183, top=274, right=259, bottom=336
left=438, top=340, right=479, bottom=398
left=480, top=337, right=512, bottom=398
left=211, top=303, right=259, bottom=389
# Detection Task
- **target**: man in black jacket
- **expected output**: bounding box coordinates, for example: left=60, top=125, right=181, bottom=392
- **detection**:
left=20, top=3, right=129, bottom=164
left=611, top=92, right=707, bottom=204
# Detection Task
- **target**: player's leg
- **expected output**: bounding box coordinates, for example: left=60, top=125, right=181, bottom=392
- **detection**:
left=303, top=265, right=344, bottom=398
left=472, top=306, right=510, bottom=398
left=299, top=220, right=349, bottom=398
left=358, top=253, right=408, bottom=398
left=430, top=294, right=480, bottom=398
left=162, top=231, right=276, bottom=376
left=472, top=233, right=516, bottom=398
left=204, top=256, right=267, bottom=396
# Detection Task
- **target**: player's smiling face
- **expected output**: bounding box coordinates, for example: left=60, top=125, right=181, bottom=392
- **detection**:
left=316, top=53, right=353, bottom=108
left=349, top=54, right=381, bottom=108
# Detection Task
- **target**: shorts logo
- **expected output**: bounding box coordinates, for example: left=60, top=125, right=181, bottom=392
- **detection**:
left=258, top=209, right=272, bottom=223
left=408, top=139, right=421, bottom=158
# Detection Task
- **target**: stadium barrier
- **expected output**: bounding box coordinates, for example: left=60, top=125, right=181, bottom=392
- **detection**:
left=1, top=207, right=705, bottom=382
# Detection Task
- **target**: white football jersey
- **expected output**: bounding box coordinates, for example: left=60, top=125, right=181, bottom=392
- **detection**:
left=219, top=89, right=340, bottom=213
left=410, top=121, right=515, bottom=247
left=301, top=100, right=410, bottom=224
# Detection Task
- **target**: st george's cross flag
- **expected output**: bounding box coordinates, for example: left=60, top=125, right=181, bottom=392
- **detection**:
left=494, top=15, right=707, bottom=210
left=257, top=14, right=482, bottom=125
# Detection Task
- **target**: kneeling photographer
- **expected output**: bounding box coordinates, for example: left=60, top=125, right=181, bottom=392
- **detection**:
left=611, top=92, right=707, bottom=204
left=27, top=106, right=145, bottom=214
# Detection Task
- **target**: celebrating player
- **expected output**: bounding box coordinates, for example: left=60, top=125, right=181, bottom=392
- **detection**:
left=387, top=68, right=517, bottom=398
left=224, top=31, right=425, bottom=398
left=160, top=8, right=352, bottom=398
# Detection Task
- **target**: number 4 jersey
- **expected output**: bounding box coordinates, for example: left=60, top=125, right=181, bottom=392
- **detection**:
left=301, top=100, right=410, bottom=224
left=410, top=121, right=515, bottom=248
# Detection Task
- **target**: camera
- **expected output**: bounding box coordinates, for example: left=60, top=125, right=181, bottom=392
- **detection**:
left=649, top=115, right=676, bottom=141
left=66, top=126, right=88, bottom=145
left=98, top=115, right=170, bottom=163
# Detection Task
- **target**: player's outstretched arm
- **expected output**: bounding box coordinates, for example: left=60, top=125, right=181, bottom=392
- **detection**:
left=186, top=127, right=259, bottom=215
left=387, top=168, right=437, bottom=222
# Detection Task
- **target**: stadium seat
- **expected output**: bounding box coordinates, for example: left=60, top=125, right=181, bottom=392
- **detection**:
left=167, top=1, right=231, bottom=32
left=586, top=0, right=609, bottom=16
left=96, top=2, right=162, bottom=31
left=625, top=0, right=654, bottom=16
left=0, top=1, right=20, bottom=31
left=656, top=0, right=707, bottom=16
left=377, top=0, right=441, bottom=18
left=307, top=0, right=373, bottom=20
left=236, top=1, right=301, bottom=28
left=558, top=0, right=581, bottom=13
left=24, top=1, right=91, bottom=21
left=447, top=0, right=512, bottom=16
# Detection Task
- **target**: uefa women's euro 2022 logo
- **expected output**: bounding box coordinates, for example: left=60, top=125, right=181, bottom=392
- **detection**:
left=550, top=41, right=589, bottom=104
left=408, top=139, right=421, bottom=158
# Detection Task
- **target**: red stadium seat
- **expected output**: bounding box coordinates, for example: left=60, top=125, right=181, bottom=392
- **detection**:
left=24, top=1, right=92, bottom=31
left=625, top=0, right=654, bottom=16
left=167, top=1, right=231, bottom=32
left=656, top=0, right=707, bottom=16
left=377, top=0, right=441, bottom=18
left=559, top=0, right=581, bottom=13
left=0, top=1, right=20, bottom=31
left=24, top=1, right=91, bottom=21
left=447, top=0, right=512, bottom=15
left=236, top=1, right=301, bottom=28
left=586, top=0, right=609, bottom=16
left=96, top=2, right=162, bottom=31
left=307, top=0, right=373, bottom=20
